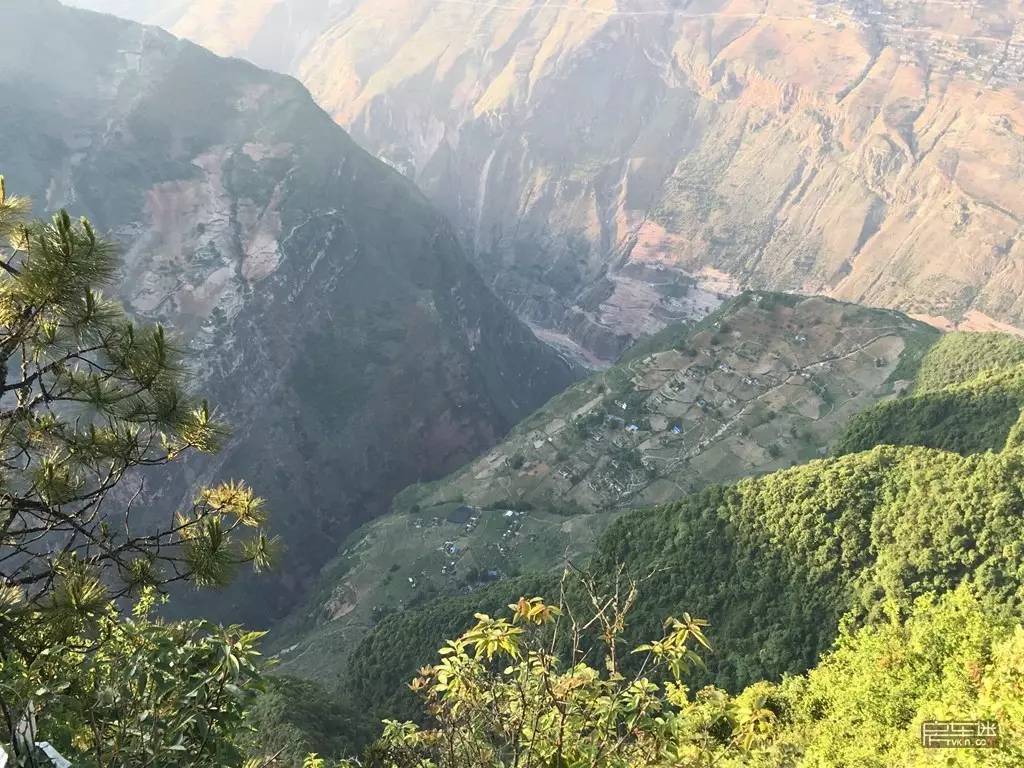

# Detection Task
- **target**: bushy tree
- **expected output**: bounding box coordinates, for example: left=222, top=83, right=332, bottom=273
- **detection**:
left=343, top=576, right=786, bottom=768
left=0, top=177, right=275, bottom=766
left=327, top=586, right=1022, bottom=768
left=9, top=589, right=265, bottom=768
left=776, top=588, right=1024, bottom=767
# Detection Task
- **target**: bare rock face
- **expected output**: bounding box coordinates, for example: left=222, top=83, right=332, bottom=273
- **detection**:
left=72, top=0, right=1024, bottom=362
left=0, top=0, right=578, bottom=625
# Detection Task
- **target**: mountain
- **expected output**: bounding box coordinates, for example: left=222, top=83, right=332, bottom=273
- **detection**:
left=0, top=0, right=578, bottom=625
left=300, top=328, right=1024, bottom=752
left=64, top=0, right=337, bottom=74
left=69, top=0, right=1024, bottom=365
left=270, top=292, right=937, bottom=686
left=588, top=331, right=1024, bottom=690
left=836, top=334, right=1024, bottom=455
left=393, top=293, right=939, bottom=513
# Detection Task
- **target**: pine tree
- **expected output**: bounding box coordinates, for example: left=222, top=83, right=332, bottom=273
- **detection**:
left=0, top=176, right=275, bottom=765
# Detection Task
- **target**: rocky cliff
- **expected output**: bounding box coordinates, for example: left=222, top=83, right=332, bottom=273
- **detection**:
left=0, top=0, right=578, bottom=624
left=74, top=0, right=1024, bottom=363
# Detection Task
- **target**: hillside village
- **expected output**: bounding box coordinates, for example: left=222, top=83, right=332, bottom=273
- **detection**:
left=394, top=294, right=934, bottom=515
left=834, top=0, right=1024, bottom=87
left=273, top=293, right=938, bottom=685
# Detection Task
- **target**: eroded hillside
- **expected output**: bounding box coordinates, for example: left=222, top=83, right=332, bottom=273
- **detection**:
left=0, top=0, right=578, bottom=625
left=72, top=0, right=1024, bottom=364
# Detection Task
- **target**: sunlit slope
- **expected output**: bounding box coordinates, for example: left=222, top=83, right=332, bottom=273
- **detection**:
left=73, top=0, right=1024, bottom=362
left=272, top=292, right=937, bottom=684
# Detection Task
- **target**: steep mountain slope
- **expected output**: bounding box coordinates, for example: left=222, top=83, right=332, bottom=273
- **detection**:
left=71, top=0, right=1024, bottom=363
left=319, top=336, right=1024, bottom=748
left=911, top=331, right=1024, bottom=393
left=271, top=293, right=937, bottom=684
left=0, top=0, right=578, bottom=624
left=592, top=442, right=1024, bottom=688
left=66, top=0, right=337, bottom=74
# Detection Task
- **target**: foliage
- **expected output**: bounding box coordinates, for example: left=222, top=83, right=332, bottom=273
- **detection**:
left=0, top=178, right=274, bottom=765
left=588, top=444, right=1024, bottom=691
left=338, top=587, right=1023, bottom=768
left=346, top=588, right=784, bottom=768
left=241, top=676, right=373, bottom=768
left=913, top=332, right=1024, bottom=394
left=836, top=364, right=1024, bottom=456
left=344, top=575, right=558, bottom=735
left=0, top=180, right=274, bottom=612
left=5, top=589, right=264, bottom=768
left=774, top=588, right=1024, bottom=766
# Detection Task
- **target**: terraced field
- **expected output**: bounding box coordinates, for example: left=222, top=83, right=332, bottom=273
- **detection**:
left=273, top=293, right=938, bottom=684
left=392, top=293, right=937, bottom=513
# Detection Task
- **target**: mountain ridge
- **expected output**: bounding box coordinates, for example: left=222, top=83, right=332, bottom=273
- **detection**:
left=68, top=0, right=1024, bottom=364
left=270, top=291, right=938, bottom=687
left=261, top=326, right=1024, bottom=759
left=0, top=0, right=579, bottom=624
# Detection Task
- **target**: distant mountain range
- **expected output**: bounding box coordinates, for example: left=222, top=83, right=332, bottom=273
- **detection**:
left=69, top=0, right=1024, bottom=364
left=0, top=0, right=578, bottom=625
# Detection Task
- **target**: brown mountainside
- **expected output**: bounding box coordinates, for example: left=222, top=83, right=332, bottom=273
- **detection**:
left=0, top=0, right=578, bottom=624
left=74, top=0, right=1024, bottom=364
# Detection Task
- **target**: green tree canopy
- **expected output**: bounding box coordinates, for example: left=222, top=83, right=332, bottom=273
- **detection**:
left=0, top=177, right=274, bottom=766
left=339, top=586, right=1022, bottom=768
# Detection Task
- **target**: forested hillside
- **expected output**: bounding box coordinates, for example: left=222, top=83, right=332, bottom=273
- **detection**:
left=590, top=443, right=1024, bottom=689
left=355, top=586, right=1022, bottom=767
left=271, top=293, right=937, bottom=686
left=296, top=329, right=1024, bottom=763
left=836, top=366, right=1024, bottom=456
left=913, top=333, right=1024, bottom=394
